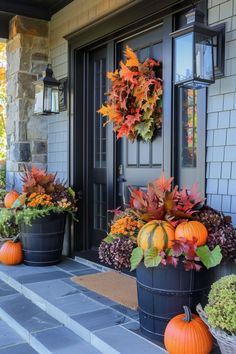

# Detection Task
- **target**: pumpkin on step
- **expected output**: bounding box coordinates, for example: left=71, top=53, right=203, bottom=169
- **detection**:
left=137, top=220, right=175, bottom=251
left=4, top=190, right=19, bottom=209
left=164, top=306, right=213, bottom=354
left=0, top=238, right=23, bottom=265
left=175, top=220, right=208, bottom=246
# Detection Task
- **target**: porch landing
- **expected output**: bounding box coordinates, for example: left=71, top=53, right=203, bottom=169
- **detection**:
left=0, top=257, right=167, bottom=354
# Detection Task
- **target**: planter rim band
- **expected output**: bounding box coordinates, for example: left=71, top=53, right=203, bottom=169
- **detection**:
left=139, top=323, right=164, bottom=337
left=136, top=280, right=210, bottom=295
left=138, top=307, right=178, bottom=320
left=22, top=248, right=62, bottom=253
left=20, top=231, right=65, bottom=237
left=23, top=259, right=60, bottom=265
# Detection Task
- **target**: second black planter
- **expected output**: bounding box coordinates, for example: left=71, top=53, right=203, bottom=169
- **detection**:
left=136, top=261, right=217, bottom=343
left=20, top=213, right=66, bottom=266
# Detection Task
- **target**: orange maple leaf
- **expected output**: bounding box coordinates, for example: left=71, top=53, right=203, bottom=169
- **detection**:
left=156, top=172, right=174, bottom=192
left=119, top=61, right=139, bottom=82
left=125, top=46, right=140, bottom=67
left=107, top=70, right=118, bottom=81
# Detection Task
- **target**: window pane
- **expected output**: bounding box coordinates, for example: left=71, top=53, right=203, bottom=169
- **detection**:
left=94, top=58, right=107, bottom=168
left=182, top=89, right=197, bottom=167
left=175, top=33, right=193, bottom=83
left=195, top=33, right=214, bottom=81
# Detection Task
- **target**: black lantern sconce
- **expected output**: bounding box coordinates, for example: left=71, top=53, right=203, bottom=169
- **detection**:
left=34, top=64, right=60, bottom=115
left=171, top=7, right=224, bottom=89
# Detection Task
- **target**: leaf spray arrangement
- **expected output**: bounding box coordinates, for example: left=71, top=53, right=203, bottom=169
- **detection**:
left=0, top=165, right=78, bottom=231
left=98, top=46, right=162, bottom=142
left=99, top=173, right=236, bottom=271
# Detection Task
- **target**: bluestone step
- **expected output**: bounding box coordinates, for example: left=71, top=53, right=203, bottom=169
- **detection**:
left=0, top=259, right=167, bottom=354
left=0, top=291, right=101, bottom=354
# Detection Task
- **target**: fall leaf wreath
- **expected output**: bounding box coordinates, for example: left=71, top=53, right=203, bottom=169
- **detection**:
left=98, top=46, right=163, bottom=142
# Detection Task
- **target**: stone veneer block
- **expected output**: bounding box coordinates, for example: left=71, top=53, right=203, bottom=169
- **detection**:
left=12, top=143, right=31, bottom=162
left=9, top=16, right=48, bottom=39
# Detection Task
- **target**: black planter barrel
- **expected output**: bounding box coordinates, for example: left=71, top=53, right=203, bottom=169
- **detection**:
left=20, top=213, right=66, bottom=266
left=136, top=261, right=217, bottom=343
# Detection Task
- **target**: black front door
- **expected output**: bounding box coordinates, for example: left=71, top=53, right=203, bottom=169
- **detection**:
left=117, top=25, right=164, bottom=204
left=76, top=22, right=172, bottom=252
left=82, top=25, right=166, bottom=251
left=85, top=45, right=114, bottom=249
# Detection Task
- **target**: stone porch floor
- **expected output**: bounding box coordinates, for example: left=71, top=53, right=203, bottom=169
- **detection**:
left=0, top=257, right=220, bottom=354
left=0, top=257, right=168, bottom=354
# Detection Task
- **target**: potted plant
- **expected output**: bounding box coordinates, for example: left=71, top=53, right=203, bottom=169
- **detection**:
left=99, top=173, right=235, bottom=342
left=0, top=165, right=77, bottom=266
left=197, top=275, right=236, bottom=354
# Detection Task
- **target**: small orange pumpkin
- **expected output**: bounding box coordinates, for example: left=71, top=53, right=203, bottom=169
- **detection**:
left=164, top=306, right=213, bottom=354
left=0, top=238, right=23, bottom=265
left=175, top=220, right=208, bottom=246
left=137, top=220, right=175, bottom=251
left=4, top=190, right=19, bottom=209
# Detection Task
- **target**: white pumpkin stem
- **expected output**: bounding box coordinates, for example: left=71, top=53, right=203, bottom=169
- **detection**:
left=183, top=306, right=192, bottom=323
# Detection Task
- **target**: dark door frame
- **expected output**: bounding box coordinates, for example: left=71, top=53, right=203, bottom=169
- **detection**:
left=67, top=0, right=202, bottom=254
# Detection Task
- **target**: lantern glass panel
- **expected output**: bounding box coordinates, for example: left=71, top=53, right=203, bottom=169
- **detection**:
left=44, top=85, right=59, bottom=113
left=195, top=32, right=214, bottom=81
left=175, top=32, right=193, bottom=84
left=34, top=82, right=44, bottom=114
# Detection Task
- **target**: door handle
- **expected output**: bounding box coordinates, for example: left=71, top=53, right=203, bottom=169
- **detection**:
left=117, top=164, right=126, bottom=206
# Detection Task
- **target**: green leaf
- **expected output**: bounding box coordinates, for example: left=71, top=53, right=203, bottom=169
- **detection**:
left=144, top=247, right=162, bottom=268
left=130, top=247, right=144, bottom=271
left=103, top=234, right=115, bottom=244
left=196, top=245, right=222, bottom=269
left=135, top=115, right=154, bottom=142
left=11, top=193, right=27, bottom=209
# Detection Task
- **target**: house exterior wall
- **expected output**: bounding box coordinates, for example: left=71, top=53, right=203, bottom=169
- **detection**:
left=48, top=0, right=133, bottom=181
left=6, top=2, right=236, bottom=214
left=48, top=0, right=236, bottom=225
left=207, top=0, right=236, bottom=224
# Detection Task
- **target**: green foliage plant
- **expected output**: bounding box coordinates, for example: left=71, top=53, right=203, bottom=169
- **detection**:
left=0, top=208, right=19, bottom=238
left=205, top=274, right=236, bottom=335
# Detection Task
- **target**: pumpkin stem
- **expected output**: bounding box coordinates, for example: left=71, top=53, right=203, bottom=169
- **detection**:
left=183, top=306, right=192, bottom=323
left=13, top=234, right=20, bottom=243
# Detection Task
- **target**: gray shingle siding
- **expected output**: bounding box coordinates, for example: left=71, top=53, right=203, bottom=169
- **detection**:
left=207, top=0, right=236, bottom=225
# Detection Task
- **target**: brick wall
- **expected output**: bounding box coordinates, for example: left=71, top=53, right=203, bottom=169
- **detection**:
left=207, top=0, right=236, bottom=224
left=48, top=0, right=133, bottom=181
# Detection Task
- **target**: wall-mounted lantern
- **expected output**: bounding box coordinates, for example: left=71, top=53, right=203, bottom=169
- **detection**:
left=34, top=64, right=60, bottom=115
left=171, top=7, right=219, bottom=89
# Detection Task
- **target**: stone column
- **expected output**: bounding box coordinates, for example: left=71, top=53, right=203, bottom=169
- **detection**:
left=6, top=15, right=49, bottom=191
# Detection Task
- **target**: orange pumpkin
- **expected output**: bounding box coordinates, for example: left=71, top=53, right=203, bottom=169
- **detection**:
left=164, top=306, right=213, bottom=354
left=4, top=190, right=19, bottom=209
left=175, top=221, right=208, bottom=246
left=137, top=220, right=175, bottom=251
left=0, top=239, right=23, bottom=265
